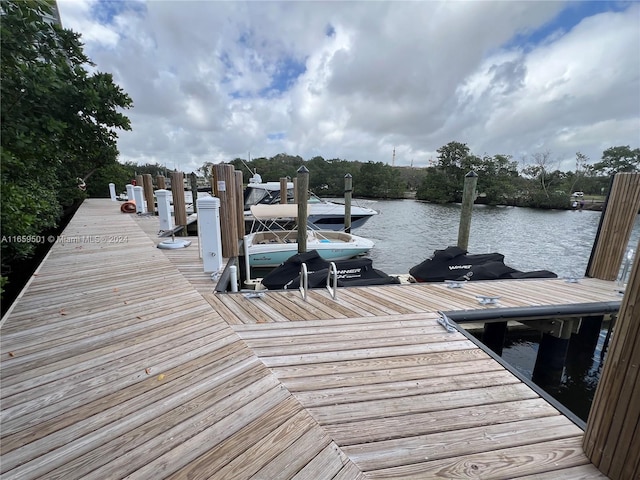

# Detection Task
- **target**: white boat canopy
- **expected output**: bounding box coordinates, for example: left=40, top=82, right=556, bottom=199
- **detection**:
left=249, top=204, right=307, bottom=220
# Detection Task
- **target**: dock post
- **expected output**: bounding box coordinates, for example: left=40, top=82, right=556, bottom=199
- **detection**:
left=584, top=238, right=640, bottom=480
left=297, top=166, right=309, bottom=253
left=481, top=321, right=507, bottom=356
left=344, top=173, right=352, bottom=233
left=567, top=315, right=604, bottom=362
left=142, top=174, right=155, bottom=214
left=171, top=172, right=188, bottom=233
left=457, top=171, right=478, bottom=251
left=280, top=177, right=288, bottom=204
left=126, top=184, right=134, bottom=202
left=213, top=164, right=239, bottom=258
left=189, top=172, right=199, bottom=213
left=156, top=189, right=173, bottom=232
left=586, top=172, right=640, bottom=280
left=135, top=174, right=144, bottom=189
left=531, top=318, right=576, bottom=388
left=156, top=175, right=166, bottom=190
left=133, top=185, right=146, bottom=214
left=235, top=171, right=245, bottom=239
left=109, top=183, right=117, bottom=201
left=197, top=196, right=223, bottom=274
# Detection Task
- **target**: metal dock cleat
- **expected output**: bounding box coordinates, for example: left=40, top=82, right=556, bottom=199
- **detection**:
left=476, top=295, right=500, bottom=305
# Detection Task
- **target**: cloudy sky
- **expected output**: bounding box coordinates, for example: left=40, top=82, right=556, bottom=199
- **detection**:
left=57, top=0, right=639, bottom=173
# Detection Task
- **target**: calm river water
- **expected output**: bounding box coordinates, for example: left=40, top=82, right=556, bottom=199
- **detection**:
left=354, top=198, right=640, bottom=278
left=351, top=198, right=640, bottom=421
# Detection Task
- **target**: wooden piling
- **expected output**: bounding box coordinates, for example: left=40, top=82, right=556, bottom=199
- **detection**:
left=584, top=238, right=640, bottom=480
left=156, top=175, right=166, bottom=190
left=135, top=174, right=144, bottom=188
left=213, top=164, right=239, bottom=258
left=481, top=321, right=507, bottom=356
left=189, top=172, right=198, bottom=213
left=457, top=171, right=478, bottom=251
left=280, top=177, right=288, bottom=204
left=587, top=172, right=640, bottom=280
left=296, top=166, right=309, bottom=253
left=344, top=174, right=352, bottom=233
left=171, top=171, right=187, bottom=228
left=142, top=174, right=155, bottom=215
left=235, top=170, right=245, bottom=239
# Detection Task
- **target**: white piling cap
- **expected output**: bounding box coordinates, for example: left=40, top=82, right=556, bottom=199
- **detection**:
left=197, top=196, right=220, bottom=208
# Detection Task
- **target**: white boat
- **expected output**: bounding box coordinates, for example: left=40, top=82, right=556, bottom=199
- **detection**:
left=243, top=174, right=378, bottom=231
left=243, top=204, right=375, bottom=269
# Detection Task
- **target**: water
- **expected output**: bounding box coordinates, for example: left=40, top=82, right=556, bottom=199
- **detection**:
left=350, top=199, right=640, bottom=422
left=354, top=199, right=639, bottom=278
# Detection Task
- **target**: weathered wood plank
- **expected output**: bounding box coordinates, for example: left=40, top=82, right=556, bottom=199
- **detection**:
left=290, top=442, right=348, bottom=480
left=269, top=348, right=489, bottom=379
left=123, top=385, right=291, bottom=479
left=292, top=369, right=521, bottom=407
left=260, top=338, right=477, bottom=367
left=1, top=342, right=252, bottom=453
left=251, top=423, right=333, bottom=479
left=204, top=410, right=319, bottom=480
left=343, top=416, right=582, bottom=471
left=364, top=437, right=596, bottom=479
left=279, top=357, right=501, bottom=392
left=38, top=359, right=272, bottom=479
left=307, top=383, right=539, bottom=425
left=165, top=396, right=304, bottom=479
left=326, top=398, right=561, bottom=446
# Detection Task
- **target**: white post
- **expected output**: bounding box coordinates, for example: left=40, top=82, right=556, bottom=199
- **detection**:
left=133, top=186, right=146, bottom=214
left=156, top=189, right=173, bottom=231
left=197, top=196, right=223, bottom=273
left=229, top=265, right=238, bottom=292
left=109, top=183, right=117, bottom=201
left=125, top=184, right=134, bottom=202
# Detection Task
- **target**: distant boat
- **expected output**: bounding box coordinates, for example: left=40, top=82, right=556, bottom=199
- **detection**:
left=243, top=204, right=375, bottom=269
left=243, top=174, right=378, bottom=231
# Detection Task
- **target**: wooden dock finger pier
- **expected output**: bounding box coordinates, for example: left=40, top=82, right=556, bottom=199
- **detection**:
left=0, top=198, right=633, bottom=479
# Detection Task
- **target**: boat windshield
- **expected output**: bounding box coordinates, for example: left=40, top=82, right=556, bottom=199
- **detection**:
left=244, top=187, right=271, bottom=210
left=244, top=185, right=325, bottom=209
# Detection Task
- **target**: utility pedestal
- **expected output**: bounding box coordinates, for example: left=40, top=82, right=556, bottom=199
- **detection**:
left=156, top=189, right=173, bottom=232
left=197, top=196, right=223, bottom=274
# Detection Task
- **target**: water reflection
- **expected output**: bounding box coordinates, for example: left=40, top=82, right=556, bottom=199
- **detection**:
left=355, top=199, right=639, bottom=277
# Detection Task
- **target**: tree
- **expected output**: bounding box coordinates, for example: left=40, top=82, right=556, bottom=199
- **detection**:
left=475, top=154, right=519, bottom=205
left=592, top=146, right=640, bottom=176
left=355, top=162, right=404, bottom=198
left=1, top=0, right=132, bottom=278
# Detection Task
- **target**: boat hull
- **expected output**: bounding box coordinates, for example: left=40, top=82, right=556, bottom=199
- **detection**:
left=245, top=230, right=375, bottom=268
left=248, top=246, right=372, bottom=268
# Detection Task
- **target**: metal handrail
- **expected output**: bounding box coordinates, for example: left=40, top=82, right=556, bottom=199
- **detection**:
left=299, top=263, right=308, bottom=301
left=326, top=262, right=338, bottom=299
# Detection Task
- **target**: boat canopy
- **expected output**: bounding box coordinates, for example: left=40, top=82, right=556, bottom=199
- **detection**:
left=249, top=204, right=306, bottom=220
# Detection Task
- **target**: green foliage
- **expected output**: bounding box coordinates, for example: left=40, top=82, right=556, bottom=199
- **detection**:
left=592, top=146, right=640, bottom=176
left=1, top=0, right=132, bottom=274
left=85, top=161, right=137, bottom=197
left=416, top=142, right=637, bottom=207
left=357, top=162, right=404, bottom=198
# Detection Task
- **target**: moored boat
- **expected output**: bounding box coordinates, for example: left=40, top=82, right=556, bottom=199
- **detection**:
left=243, top=174, right=378, bottom=231
left=243, top=204, right=375, bottom=269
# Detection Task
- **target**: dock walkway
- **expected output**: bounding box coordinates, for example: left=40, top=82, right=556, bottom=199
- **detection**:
left=1, top=199, right=617, bottom=479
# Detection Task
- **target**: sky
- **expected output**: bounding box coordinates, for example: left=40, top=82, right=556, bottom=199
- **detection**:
left=56, top=0, right=640, bottom=174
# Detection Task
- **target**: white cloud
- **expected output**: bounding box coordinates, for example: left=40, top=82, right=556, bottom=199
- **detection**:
left=57, top=0, right=640, bottom=173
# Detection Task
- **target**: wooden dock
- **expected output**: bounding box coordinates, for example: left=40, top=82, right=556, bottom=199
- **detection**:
left=0, top=199, right=619, bottom=479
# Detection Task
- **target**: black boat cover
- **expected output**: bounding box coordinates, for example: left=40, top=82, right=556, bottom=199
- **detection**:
left=409, top=246, right=557, bottom=282
left=261, top=250, right=400, bottom=290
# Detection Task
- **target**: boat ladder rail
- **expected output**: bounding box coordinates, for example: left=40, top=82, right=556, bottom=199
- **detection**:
left=298, top=261, right=338, bottom=301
